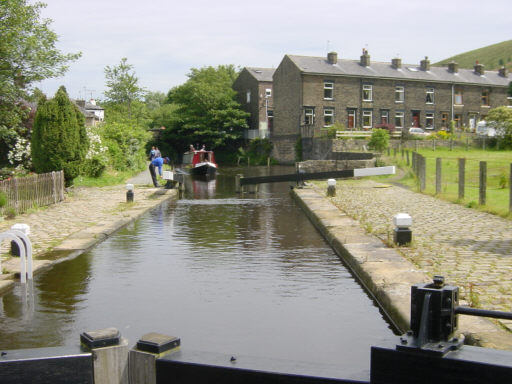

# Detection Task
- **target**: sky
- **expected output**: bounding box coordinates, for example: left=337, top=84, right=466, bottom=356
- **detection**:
left=37, top=0, right=511, bottom=101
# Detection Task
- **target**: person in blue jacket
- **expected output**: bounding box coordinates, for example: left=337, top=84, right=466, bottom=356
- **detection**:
left=149, top=156, right=169, bottom=187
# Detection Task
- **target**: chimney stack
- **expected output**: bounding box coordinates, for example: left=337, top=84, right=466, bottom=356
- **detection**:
left=420, top=56, right=431, bottom=71
left=474, top=61, right=485, bottom=75
left=498, top=66, right=508, bottom=77
left=327, top=52, right=338, bottom=65
left=391, top=58, right=402, bottom=69
left=448, top=61, right=459, bottom=73
left=360, top=48, right=370, bottom=67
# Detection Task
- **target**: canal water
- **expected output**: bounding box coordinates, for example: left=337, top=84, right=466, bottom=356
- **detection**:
left=0, top=166, right=394, bottom=372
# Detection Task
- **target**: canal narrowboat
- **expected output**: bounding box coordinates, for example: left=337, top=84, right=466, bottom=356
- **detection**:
left=182, top=149, right=218, bottom=177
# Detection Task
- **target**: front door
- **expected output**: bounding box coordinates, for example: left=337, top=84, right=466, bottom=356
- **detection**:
left=347, top=109, right=356, bottom=129
left=412, top=111, right=420, bottom=127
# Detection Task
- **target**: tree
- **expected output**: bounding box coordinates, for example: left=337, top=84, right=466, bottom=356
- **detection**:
left=508, top=81, right=512, bottom=98
left=0, top=0, right=80, bottom=165
left=31, top=86, right=88, bottom=185
left=487, top=106, right=512, bottom=149
left=104, top=58, right=145, bottom=119
left=160, top=65, right=249, bottom=160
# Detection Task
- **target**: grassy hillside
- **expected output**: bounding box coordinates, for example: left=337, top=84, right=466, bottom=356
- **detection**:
left=434, top=40, right=512, bottom=71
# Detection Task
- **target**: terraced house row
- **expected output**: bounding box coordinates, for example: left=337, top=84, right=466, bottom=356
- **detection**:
left=234, top=50, right=512, bottom=163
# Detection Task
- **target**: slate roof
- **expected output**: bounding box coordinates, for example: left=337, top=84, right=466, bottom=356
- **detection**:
left=245, top=67, right=275, bottom=82
left=287, top=55, right=511, bottom=87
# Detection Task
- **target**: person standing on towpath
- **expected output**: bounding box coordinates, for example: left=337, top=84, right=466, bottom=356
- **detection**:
left=149, top=156, right=169, bottom=187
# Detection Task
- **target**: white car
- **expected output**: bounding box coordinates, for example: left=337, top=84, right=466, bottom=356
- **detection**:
left=409, top=127, right=430, bottom=136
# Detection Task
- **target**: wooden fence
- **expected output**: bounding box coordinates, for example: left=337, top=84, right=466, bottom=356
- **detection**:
left=336, top=130, right=402, bottom=139
left=407, top=151, right=512, bottom=213
left=0, top=171, right=65, bottom=215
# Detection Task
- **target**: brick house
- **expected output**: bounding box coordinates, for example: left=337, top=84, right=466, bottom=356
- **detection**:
left=233, top=67, right=275, bottom=139
left=272, top=51, right=511, bottom=163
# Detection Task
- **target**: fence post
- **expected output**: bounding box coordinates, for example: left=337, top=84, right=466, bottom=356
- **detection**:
left=432, top=139, right=436, bottom=151
left=458, top=158, right=465, bottom=200
left=509, top=163, right=512, bottom=214
left=466, top=137, right=470, bottom=151
left=419, top=155, right=426, bottom=192
left=52, top=171, right=57, bottom=204
left=479, top=161, right=487, bottom=206
left=406, top=150, right=410, bottom=166
left=450, top=138, right=454, bottom=151
left=14, top=177, right=19, bottom=214
left=436, top=158, right=442, bottom=195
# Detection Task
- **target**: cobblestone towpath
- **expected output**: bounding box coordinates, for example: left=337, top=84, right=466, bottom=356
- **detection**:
left=0, top=170, right=176, bottom=294
left=314, top=179, right=512, bottom=334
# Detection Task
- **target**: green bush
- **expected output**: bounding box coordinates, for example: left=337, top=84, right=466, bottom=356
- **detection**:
left=99, top=121, right=150, bottom=172
left=82, top=156, right=107, bottom=178
left=368, top=129, right=389, bottom=152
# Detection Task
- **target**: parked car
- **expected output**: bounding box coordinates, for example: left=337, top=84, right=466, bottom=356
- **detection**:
left=408, top=127, right=430, bottom=137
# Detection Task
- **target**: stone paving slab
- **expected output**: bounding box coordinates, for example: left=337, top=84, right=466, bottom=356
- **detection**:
left=292, top=184, right=512, bottom=350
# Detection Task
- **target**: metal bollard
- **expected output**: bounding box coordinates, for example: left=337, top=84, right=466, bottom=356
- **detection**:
left=326, top=179, right=336, bottom=197
left=393, top=213, right=412, bottom=245
left=10, top=223, right=30, bottom=257
left=126, top=184, right=134, bottom=202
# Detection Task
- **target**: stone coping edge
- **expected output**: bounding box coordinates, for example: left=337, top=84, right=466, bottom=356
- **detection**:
left=0, top=189, right=177, bottom=297
left=291, top=186, right=512, bottom=350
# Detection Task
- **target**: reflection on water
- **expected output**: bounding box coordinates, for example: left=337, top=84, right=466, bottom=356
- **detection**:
left=0, top=166, right=393, bottom=372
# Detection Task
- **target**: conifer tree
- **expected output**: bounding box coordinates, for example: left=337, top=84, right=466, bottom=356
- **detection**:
left=31, top=86, right=88, bottom=185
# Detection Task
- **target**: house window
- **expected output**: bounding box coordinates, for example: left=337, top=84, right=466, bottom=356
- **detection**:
left=362, top=110, right=372, bottom=129
left=324, top=108, right=334, bottom=126
left=441, top=112, right=449, bottom=129
left=304, top=107, right=315, bottom=125
left=454, top=114, right=462, bottom=128
left=454, top=88, right=463, bottom=105
left=425, top=113, right=434, bottom=129
left=347, top=109, right=356, bottom=129
left=324, top=81, right=334, bottom=100
left=481, top=89, right=490, bottom=106
left=362, top=84, right=373, bottom=101
left=246, top=90, right=251, bottom=103
left=426, top=88, right=435, bottom=104
left=380, top=110, right=389, bottom=124
left=395, top=112, right=404, bottom=128
left=265, top=88, right=272, bottom=97
left=395, top=86, right=404, bottom=103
